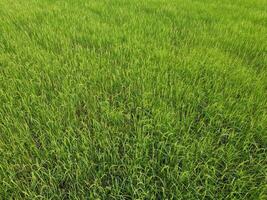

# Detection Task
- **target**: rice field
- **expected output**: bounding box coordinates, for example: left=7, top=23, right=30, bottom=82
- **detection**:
left=0, top=0, right=267, bottom=199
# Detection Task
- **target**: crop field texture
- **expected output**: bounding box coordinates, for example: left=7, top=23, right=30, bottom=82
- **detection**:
left=0, top=0, right=267, bottom=199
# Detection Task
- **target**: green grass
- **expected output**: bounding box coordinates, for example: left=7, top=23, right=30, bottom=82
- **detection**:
left=0, top=0, right=267, bottom=199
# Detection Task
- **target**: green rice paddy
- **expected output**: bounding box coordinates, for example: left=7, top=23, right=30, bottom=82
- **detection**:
left=0, top=0, right=266, bottom=199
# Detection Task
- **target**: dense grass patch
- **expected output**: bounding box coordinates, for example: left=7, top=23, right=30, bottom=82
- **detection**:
left=0, top=0, right=266, bottom=199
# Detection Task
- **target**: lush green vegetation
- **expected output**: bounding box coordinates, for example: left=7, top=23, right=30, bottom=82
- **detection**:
left=0, top=0, right=266, bottom=199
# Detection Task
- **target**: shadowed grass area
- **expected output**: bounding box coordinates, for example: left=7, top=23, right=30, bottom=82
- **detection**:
left=0, top=0, right=266, bottom=199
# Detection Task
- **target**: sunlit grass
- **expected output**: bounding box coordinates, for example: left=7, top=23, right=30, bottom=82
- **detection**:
left=0, top=0, right=266, bottom=199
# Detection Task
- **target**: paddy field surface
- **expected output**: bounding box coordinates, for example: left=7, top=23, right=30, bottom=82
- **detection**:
left=0, top=0, right=266, bottom=199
